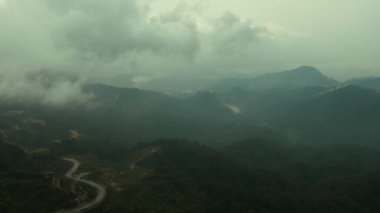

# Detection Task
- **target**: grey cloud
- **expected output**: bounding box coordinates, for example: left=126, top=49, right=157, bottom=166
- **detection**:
left=0, top=0, right=279, bottom=102
left=0, top=71, right=92, bottom=107
left=214, top=12, right=268, bottom=50
left=46, top=0, right=201, bottom=60
left=204, top=12, right=268, bottom=57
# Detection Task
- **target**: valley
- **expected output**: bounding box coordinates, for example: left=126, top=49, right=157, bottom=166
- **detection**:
left=1, top=66, right=380, bottom=212
left=55, top=158, right=106, bottom=213
left=2, top=1, right=379, bottom=212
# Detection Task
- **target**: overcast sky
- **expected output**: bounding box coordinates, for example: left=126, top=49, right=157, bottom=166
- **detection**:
left=0, top=0, right=379, bottom=102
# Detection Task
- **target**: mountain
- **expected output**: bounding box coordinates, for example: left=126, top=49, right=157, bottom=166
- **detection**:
left=258, top=85, right=380, bottom=146
left=84, top=83, right=182, bottom=113
left=3, top=79, right=380, bottom=212
left=220, top=138, right=380, bottom=213
left=210, top=77, right=252, bottom=93
left=144, top=76, right=216, bottom=94
left=0, top=142, right=81, bottom=212
left=0, top=84, right=279, bottom=147
left=0, top=139, right=26, bottom=170
left=85, top=84, right=236, bottom=118
left=183, top=91, right=236, bottom=118
left=80, top=84, right=255, bottom=144
left=87, top=138, right=380, bottom=213
left=94, top=139, right=295, bottom=213
left=211, top=66, right=339, bottom=92
left=344, top=77, right=380, bottom=91
left=219, top=85, right=330, bottom=117
left=4, top=81, right=380, bottom=148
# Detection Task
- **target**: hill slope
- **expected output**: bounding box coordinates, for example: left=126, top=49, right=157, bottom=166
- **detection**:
left=344, top=77, right=380, bottom=91
left=212, top=66, right=338, bottom=92
left=258, top=86, right=380, bottom=146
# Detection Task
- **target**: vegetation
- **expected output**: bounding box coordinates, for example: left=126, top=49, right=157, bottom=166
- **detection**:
left=76, top=139, right=380, bottom=213
left=0, top=142, right=79, bottom=212
left=2, top=67, right=380, bottom=212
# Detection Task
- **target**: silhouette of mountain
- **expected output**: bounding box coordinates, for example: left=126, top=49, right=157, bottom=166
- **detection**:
left=344, top=77, right=380, bottom=91
left=259, top=86, right=380, bottom=146
left=212, top=66, right=338, bottom=92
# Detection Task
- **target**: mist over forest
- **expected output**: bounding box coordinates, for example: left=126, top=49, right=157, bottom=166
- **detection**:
left=1, top=0, right=380, bottom=212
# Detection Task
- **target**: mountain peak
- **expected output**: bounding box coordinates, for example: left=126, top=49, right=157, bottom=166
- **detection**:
left=291, top=66, right=322, bottom=75
left=273, top=66, right=325, bottom=79
left=249, top=66, right=338, bottom=90
left=294, top=66, right=320, bottom=71
left=211, top=66, right=338, bottom=92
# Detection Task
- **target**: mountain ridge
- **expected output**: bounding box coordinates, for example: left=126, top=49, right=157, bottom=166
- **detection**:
left=211, top=66, right=339, bottom=92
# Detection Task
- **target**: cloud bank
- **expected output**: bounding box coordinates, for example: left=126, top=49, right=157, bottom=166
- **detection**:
left=1, top=0, right=377, bottom=103
left=0, top=0, right=283, bottom=101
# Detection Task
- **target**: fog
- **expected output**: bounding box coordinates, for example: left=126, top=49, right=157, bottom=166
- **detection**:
left=2, top=2, right=380, bottom=212
left=0, top=0, right=379, bottom=103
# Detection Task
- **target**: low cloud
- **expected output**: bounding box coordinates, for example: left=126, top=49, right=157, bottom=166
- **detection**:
left=0, top=0, right=304, bottom=104
left=0, top=70, right=92, bottom=106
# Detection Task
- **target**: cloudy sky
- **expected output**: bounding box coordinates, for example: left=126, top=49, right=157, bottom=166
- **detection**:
left=0, top=0, right=379, bottom=101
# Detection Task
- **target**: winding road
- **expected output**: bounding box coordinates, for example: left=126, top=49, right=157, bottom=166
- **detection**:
left=55, top=158, right=106, bottom=213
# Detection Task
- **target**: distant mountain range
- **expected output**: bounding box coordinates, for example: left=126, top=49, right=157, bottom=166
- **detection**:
left=211, top=66, right=339, bottom=92
left=1, top=65, right=380, bottom=148
left=0, top=83, right=275, bottom=146
left=2, top=66, right=380, bottom=212
left=344, top=77, right=380, bottom=91
left=252, top=85, right=380, bottom=146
